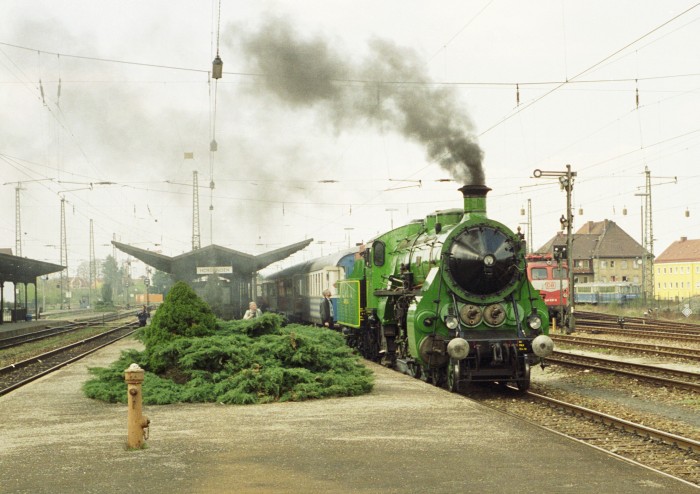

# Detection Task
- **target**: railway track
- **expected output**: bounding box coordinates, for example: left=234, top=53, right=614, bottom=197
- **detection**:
left=474, top=386, right=700, bottom=486
left=573, top=324, right=700, bottom=343
left=547, top=351, right=700, bottom=392
left=552, top=334, right=700, bottom=362
left=576, top=310, right=700, bottom=334
left=0, top=321, right=138, bottom=397
left=0, top=311, right=134, bottom=349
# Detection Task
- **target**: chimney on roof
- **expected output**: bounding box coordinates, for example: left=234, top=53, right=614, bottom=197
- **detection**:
left=681, top=236, right=688, bottom=242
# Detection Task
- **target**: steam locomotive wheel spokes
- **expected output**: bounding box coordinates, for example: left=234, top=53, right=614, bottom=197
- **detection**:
left=515, top=362, right=531, bottom=392
left=447, top=360, right=461, bottom=393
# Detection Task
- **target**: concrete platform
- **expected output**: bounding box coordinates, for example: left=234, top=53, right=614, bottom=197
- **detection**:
left=0, top=337, right=697, bottom=493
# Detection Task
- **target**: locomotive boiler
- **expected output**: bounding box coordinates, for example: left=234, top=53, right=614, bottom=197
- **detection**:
left=337, top=184, right=554, bottom=391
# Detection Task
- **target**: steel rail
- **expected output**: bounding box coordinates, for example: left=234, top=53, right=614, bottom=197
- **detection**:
left=0, top=322, right=138, bottom=396
left=547, top=353, right=700, bottom=392
left=526, top=390, right=700, bottom=455
left=551, top=334, right=700, bottom=361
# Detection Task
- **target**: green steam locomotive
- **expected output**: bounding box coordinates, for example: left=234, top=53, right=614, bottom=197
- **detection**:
left=337, top=184, right=554, bottom=392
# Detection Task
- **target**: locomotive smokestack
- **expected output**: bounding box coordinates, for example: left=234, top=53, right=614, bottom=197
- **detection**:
left=458, top=184, right=491, bottom=215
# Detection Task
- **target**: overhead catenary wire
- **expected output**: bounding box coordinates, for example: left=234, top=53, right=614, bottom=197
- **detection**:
left=477, top=2, right=700, bottom=137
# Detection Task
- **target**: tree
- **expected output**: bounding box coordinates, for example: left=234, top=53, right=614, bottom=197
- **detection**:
left=139, top=281, right=217, bottom=372
left=101, top=282, right=113, bottom=305
left=102, top=256, right=121, bottom=303
left=152, top=269, right=174, bottom=296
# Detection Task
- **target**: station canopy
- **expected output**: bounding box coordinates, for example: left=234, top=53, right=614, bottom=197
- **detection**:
left=112, top=239, right=314, bottom=280
left=0, top=251, right=64, bottom=284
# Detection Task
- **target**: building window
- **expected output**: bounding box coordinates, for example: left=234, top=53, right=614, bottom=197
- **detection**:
left=600, top=260, right=607, bottom=268
left=621, top=260, right=628, bottom=269
left=610, top=260, right=615, bottom=268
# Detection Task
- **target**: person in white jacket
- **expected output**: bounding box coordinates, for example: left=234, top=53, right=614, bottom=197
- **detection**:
left=243, top=301, right=262, bottom=320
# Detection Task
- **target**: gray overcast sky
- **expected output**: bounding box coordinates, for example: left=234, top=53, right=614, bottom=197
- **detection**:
left=1, top=1, right=699, bottom=276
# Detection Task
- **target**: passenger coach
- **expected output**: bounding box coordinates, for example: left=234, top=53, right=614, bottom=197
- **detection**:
left=261, top=249, right=356, bottom=325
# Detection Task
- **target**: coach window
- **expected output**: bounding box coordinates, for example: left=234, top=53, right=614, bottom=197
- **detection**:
left=373, top=241, right=386, bottom=267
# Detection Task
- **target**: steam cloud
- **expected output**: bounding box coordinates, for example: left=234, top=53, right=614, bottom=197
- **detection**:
left=238, top=17, right=484, bottom=185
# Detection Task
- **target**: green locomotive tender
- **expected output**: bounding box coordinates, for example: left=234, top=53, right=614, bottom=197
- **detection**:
left=338, top=184, right=554, bottom=391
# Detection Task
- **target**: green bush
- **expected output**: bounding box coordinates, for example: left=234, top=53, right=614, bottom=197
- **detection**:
left=83, top=287, right=373, bottom=405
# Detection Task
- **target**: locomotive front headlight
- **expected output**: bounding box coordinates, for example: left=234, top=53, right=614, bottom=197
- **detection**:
left=444, top=315, right=459, bottom=330
left=531, top=334, right=554, bottom=358
left=447, top=337, right=470, bottom=360
left=527, top=313, right=542, bottom=330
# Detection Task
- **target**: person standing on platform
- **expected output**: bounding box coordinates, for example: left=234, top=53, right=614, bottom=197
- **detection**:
left=243, top=301, right=262, bottom=320
left=320, top=289, right=334, bottom=329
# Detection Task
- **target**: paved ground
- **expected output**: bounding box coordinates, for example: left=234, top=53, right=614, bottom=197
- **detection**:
left=0, top=336, right=697, bottom=493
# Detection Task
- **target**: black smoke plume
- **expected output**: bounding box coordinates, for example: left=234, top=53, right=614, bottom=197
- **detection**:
left=237, top=17, right=484, bottom=185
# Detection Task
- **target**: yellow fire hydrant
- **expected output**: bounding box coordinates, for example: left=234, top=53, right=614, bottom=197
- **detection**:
left=124, top=363, right=150, bottom=449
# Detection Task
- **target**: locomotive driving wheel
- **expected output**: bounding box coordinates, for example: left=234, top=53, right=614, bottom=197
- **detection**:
left=446, top=359, right=461, bottom=393
left=515, top=362, right=531, bottom=392
left=427, top=368, right=446, bottom=387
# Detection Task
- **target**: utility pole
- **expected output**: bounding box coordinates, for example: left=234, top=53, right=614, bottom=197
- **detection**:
left=634, top=165, right=676, bottom=305
left=641, top=167, right=654, bottom=304
left=520, top=199, right=533, bottom=254
left=192, top=170, right=201, bottom=250
left=89, top=219, right=96, bottom=307
left=14, top=185, right=22, bottom=257
left=60, top=197, right=69, bottom=309
left=3, top=178, right=54, bottom=257
left=385, top=208, right=398, bottom=230
left=533, top=165, right=576, bottom=333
